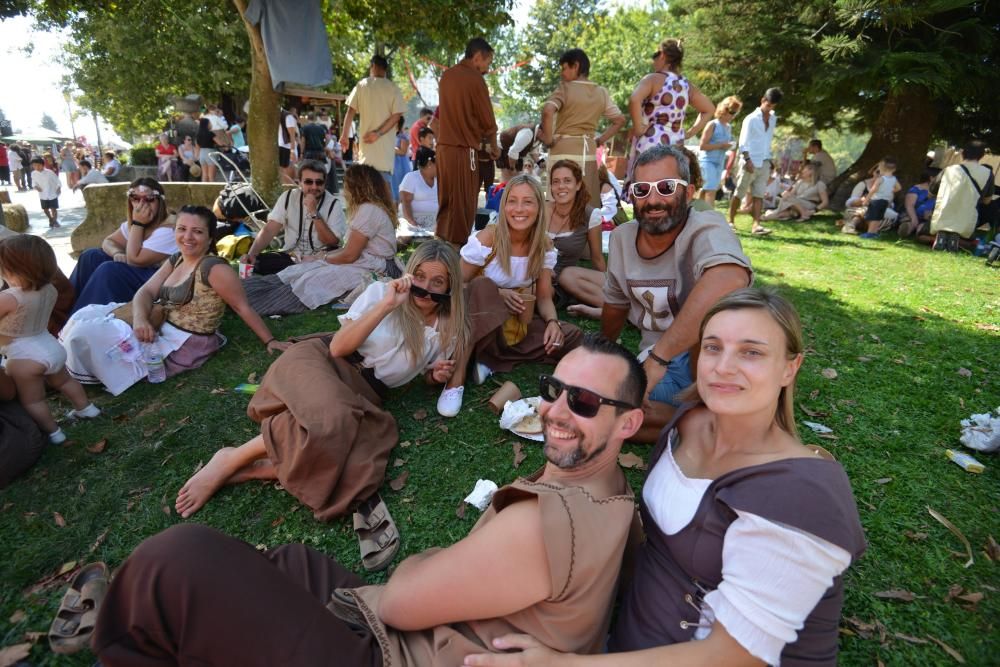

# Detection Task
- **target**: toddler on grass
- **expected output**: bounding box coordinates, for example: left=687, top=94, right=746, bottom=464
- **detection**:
left=0, top=236, right=99, bottom=443
left=859, top=157, right=901, bottom=238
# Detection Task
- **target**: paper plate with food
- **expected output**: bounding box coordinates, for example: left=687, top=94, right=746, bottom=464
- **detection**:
left=499, top=396, right=545, bottom=442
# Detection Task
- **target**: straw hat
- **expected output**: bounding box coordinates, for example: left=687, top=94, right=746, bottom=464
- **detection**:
left=188, top=163, right=202, bottom=178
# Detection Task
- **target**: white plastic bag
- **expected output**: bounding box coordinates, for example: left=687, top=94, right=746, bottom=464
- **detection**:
left=960, top=407, right=1000, bottom=453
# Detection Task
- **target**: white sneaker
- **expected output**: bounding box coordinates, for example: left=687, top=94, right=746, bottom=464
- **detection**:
left=473, top=363, right=493, bottom=385
left=49, top=428, right=67, bottom=445
left=437, top=386, right=465, bottom=417
left=66, top=403, right=101, bottom=420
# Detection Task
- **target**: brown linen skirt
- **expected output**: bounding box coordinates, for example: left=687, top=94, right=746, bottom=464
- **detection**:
left=247, top=338, right=398, bottom=522
left=467, top=276, right=583, bottom=373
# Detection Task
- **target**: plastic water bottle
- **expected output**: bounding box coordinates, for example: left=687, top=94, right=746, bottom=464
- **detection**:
left=144, top=342, right=166, bottom=384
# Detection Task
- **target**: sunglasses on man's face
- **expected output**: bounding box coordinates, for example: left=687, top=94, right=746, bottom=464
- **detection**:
left=538, top=375, right=637, bottom=419
left=409, top=283, right=450, bottom=304
left=629, top=178, right=688, bottom=200
left=301, top=178, right=325, bottom=186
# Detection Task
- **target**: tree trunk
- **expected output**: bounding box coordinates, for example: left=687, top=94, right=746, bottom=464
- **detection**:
left=828, top=85, right=937, bottom=210
left=233, top=0, right=281, bottom=204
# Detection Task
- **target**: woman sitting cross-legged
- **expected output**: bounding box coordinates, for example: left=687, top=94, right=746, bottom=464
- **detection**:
left=60, top=206, right=279, bottom=396
left=762, top=162, right=829, bottom=221
left=69, top=178, right=177, bottom=312
left=464, top=288, right=866, bottom=667
left=175, top=241, right=467, bottom=568
left=436, top=174, right=583, bottom=418
left=545, top=159, right=606, bottom=310
left=242, top=163, right=401, bottom=316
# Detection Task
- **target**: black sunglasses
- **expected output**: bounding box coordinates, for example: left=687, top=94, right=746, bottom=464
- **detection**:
left=538, top=375, right=637, bottom=418
left=301, top=178, right=325, bottom=186
left=409, top=283, right=450, bottom=304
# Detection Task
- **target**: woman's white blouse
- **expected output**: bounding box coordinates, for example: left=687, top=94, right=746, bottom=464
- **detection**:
left=338, top=281, right=450, bottom=388
left=643, top=431, right=852, bottom=666
left=460, top=230, right=557, bottom=289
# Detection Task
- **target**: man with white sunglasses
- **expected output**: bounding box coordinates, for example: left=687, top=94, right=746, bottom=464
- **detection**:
left=602, top=144, right=753, bottom=442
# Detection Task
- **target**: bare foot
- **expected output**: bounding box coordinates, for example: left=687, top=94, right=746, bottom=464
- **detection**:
left=567, top=304, right=601, bottom=320
left=229, top=458, right=278, bottom=484
left=175, top=447, right=243, bottom=518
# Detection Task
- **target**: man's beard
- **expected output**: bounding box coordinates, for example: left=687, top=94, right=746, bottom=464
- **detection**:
left=542, top=418, right=608, bottom=469
left=636, top=190, right=689, bottom=235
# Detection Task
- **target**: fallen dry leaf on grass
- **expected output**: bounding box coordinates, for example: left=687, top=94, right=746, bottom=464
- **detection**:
left=874, top=478, right=892, bottom=485
left=89, top=528, right=109, bottom=554
left=412, top=409, right=427, bottom=421
left=7, top=610, right=25, bottom=624
left=513, top=442, right=527, bottom=468
left=389, top=470, right=410, bottom=491
left=393, top=458, right=405, bottom=467
left=821, top=368, right=838, bottom=380
left=809, top=389, right=820, bottom=400
left=945, top=584, right=963, bottom=602
left=799, top=404, right=829, bottom=417
left=618, top=452, right=647, bottom=470
left=874, top=589, right=916, bottom=602
left=903, top=530, right=928, bottom=542
left=53, top=512, right=66, bottom=528
left=78, top=481, right=85, bottom=495
left=928, top=636, right=965, bottom=663
left=456, top=502, right=467, bottom=520
left=857, top=356, right=872, bottom=362
left=0, top=643, right=31, bottom=667
left=892, top=632, right=928, bottom=645
left=956, top=592, right=984, bottom=605
left=437, top=423, right=449, bottom=434
left=162, top=504, right=171, bottom=516
left=247, top=372, right=258, bottom=383
left=928, top=506, right=974, bottom=568
left=271, top=516, right=285, bottom=528
left=957, top=367, right=972, bottom=378
left=986, top=535, right=1000, bottom=561
left=399, top=440, right=412, bottom=448
left=210, top=387, right=227, bottom=394
left=87, top=438, right=107, bottom=454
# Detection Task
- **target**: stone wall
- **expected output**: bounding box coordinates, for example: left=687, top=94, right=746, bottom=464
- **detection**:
left=1, top=204, right=29, bottom=233
left=71, top=182, right=226, bottom=256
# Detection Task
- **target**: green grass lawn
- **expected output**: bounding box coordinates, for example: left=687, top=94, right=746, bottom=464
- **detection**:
left=2, top=211, right=998, bottom=665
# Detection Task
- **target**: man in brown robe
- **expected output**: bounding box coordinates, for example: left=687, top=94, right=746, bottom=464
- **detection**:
left=436, top=37, right=500, bottom=245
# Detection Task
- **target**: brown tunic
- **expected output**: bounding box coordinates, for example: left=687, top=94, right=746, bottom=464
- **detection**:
left=436, top=60, right=498, bottom=244
left=347, top=470, right=637, bottom=666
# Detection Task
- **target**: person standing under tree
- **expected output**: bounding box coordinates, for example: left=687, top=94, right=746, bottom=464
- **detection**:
left=435, top=38, right=500, bottom=246
left=29, top=158, right=61, bottom=228
left=340, top=55, right=405, bottom=184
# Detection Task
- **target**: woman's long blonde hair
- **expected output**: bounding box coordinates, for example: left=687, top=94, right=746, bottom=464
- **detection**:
left=678, top=288, right=804, bottom=437
left=396, top=240, right=469, bottom=366
left=492, top=173, right=549, bottom=279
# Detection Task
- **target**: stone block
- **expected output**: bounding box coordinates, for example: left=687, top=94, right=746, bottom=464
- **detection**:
left=71, top=182, right=228, bottom=256
left=1, top=204, right=29, bottom=233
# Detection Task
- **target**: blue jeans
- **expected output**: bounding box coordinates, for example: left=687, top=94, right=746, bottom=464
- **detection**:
left=70, top=248, right=159, bottom=313
left=647, top=351, right=692, bottom=407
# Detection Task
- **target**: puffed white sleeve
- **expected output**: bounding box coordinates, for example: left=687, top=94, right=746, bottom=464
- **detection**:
left=542, top=247, right=558, bottom=271
left=508, top=127, right=535, bottom=160
left=338, top=281, right=387, bottom=324
left=599, top=188, right=618, bottom=221
left=587, top=206, right=604, bottom=229
left=701, top=510, right=852, bottom=666
left=460, top=232, right=490, bottom=267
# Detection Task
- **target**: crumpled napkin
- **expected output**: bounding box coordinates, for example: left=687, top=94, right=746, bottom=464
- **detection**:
left=499, top=397, right=540, bottom=431
left=463, top=479, right=499, bottom=511
left=960, top=408, right=1000, bottom=453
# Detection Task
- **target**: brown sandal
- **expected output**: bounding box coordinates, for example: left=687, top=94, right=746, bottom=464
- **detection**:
left=48, top=562, right=109, bottom=655
left=352, top=494, right=400, bottom=572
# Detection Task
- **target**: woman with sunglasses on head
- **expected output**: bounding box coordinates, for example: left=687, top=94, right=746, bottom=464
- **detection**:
left=465, top=288, right=866, bottom=667
left=242, top=163, right=400, bottom=316
left=60, top=206, right=277, bottom=396
left=436, top=174, right=583, bottom=418
left=698, top=96, right=742, bottom=207
left=174, top=242, right=467, bottom=562
left=69, top=177, right=178, bottom=313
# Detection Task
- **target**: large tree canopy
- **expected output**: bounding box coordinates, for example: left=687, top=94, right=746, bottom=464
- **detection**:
left=671, top=0, right=1000, bottom=199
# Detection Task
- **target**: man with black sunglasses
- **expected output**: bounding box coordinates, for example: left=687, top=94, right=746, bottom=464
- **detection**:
left=91, top=335, right=647, bottom=665
left=603, top=144, right=753, bottom=442
left=240, top=160, right=347, bottom=275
